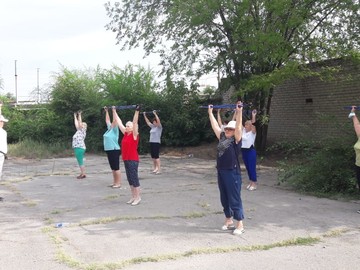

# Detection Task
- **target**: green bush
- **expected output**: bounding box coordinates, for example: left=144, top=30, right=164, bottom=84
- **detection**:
left=2, top=64, right=218, bottom=157
left=278, top=139, right=358, bottom=196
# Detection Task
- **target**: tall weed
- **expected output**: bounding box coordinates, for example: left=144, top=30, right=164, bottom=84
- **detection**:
left=8, top=139, right=73, bottom=159
left=278, top=139, right=358, bottom=196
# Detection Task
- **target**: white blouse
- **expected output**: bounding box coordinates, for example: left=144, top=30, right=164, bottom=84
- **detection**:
left=241, top=129, right=256, bottom=149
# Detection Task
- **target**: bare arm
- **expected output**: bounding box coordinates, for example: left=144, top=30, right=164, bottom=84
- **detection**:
left=104, top=107, right=111, bottom=126
left=351, top=107, right=360, bottom=137
left=77, top=111, right=85, bottom=129
left=234, top=102, right=243, bottom=143
left=143, top=112, right=151, bottom=127
left=132, top=109, right=140, bottom=139
left=217, top=109, right=223, bottom=127
left=153, top=111, right=161, bottom=126
left=74, top=112, right=80, bottom=130
left=250, top=109, right=257, bottom=134
left=112, top=107, right=125, bottom=134
left=0, top=102, right=2, bottom=115
left=208, top=105, right=221, bottom=139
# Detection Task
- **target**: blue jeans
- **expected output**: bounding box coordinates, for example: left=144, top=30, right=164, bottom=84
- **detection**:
left=217, top=169, right=244, bottom=221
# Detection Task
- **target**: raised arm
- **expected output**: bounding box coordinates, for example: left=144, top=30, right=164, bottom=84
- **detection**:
left=112, top=106, right=125, bottom=134
left=104, top=107, right=111, bottom=126
left=153, top=111, right=161, bottom=126
left=74, top=112, right=80, bottom=130
left=250, top=109, right=257, bottom=134
left=143, top=112, right=151, bottom=127
left=208, top=105, right=221, bottom=139
left=351, top=106, right=360, bottom=137
left=77, top=111, right=86, bottom=129
left=217, top=109, right=223, bottom=128
left=234, top=102, right=243, bottom=143
left=132, top=105, right=140, bottom=138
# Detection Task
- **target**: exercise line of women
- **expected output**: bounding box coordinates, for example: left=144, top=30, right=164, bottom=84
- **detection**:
left=71, top=105, right=163, bottom=206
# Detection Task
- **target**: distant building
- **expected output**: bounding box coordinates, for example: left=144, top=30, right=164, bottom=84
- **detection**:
left=267, top=58, right=360, bottom=144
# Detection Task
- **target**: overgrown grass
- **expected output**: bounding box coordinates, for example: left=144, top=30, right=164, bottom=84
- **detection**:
left=8, top=138, right=73, bottom=159
left=271, top=139, right=360, bottom=198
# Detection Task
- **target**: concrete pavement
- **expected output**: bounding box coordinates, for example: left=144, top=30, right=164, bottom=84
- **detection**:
left=1, top=153, right=360, bottom=270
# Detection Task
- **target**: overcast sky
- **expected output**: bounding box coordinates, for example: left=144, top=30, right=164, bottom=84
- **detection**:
left=0, top=0, right=163, bottom=101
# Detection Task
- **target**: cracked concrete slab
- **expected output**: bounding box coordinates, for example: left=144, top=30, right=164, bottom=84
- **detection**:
left=1, top=153, right=360, bottom=270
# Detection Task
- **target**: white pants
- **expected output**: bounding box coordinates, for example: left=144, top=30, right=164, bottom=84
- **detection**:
left=0, top=154, right=5, bottom=180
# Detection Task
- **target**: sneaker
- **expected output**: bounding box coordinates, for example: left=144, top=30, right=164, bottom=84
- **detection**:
left=357, top=210, right=360, bottom=214
left=76, top=174, right=86, bottom=179
left=248, top=186, right=257, bottom=191
left=221, top=224, right=235, bottom=231
left=126, top=198, right=135, bottom=204
left=233, top=228, right=245, bottom=235
left=131, top=198, right=141, bottom=206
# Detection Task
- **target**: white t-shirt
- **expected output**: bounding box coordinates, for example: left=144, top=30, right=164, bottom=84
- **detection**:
left=241, top=129, right=256, bottom=149
left=0, top=128, right=8, bottom=154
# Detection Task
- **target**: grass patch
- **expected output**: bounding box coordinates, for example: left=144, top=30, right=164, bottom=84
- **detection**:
left=8, top=138, right=73, bottom=159
left=182, top=212, right=207, bottom=219
left=45, top=219, right=351, bottom=270
left=104, top=195, right=119, bottom=200
left=322, top=228, right=350, bottom=238
left=22, top=200, right=37, bottom=207
left=198, top=201, right=211, bottom=210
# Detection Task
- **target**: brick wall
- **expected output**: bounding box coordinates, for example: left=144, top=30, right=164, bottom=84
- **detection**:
left=267, top=58, right=360, bottom=144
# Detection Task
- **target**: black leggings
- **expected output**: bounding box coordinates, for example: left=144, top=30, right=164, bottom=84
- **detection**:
left=356, top=165, right=360, bottom=188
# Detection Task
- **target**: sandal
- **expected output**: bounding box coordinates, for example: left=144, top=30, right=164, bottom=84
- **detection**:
left=221, top=223, right=235, bottom=231
left=76, top=174, right=86, bottom=179
left=111, top=185, right=121, bottom=189
left=233, top=228, right=245, bottom=235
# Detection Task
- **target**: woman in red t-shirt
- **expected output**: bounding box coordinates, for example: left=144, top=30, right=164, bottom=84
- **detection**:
left=112, top=106, right=141, bottom=206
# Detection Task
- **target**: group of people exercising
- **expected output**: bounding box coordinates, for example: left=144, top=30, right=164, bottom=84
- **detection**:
left=72, top=105, right=163, bottom=206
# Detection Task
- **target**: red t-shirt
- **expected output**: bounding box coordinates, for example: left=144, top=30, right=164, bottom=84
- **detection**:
left=121, top=132, right=139, bottom=161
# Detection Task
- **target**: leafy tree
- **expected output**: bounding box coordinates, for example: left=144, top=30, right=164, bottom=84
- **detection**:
left=49, top=67, right=106, bottom=151
left=105, top=0, right=359, bottom=149
left=100, top=64, right=160, bottom=152
left=159, top=78, right=211, bottom=146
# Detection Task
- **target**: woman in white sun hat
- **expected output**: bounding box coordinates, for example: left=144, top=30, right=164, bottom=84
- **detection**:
left=208, top=102, right=245, bottom=236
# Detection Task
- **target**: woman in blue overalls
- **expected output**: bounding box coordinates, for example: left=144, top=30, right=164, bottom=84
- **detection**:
left=208, top=103, right=245, bottom=235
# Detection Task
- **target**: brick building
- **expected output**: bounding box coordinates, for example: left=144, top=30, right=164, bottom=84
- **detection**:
left=267, top=58, right=360, bottom=144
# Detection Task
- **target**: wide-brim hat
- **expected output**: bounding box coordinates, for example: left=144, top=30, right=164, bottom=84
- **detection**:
left=224, top=120, right=236, bottom=129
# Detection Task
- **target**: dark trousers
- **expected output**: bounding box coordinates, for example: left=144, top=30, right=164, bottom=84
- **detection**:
left=241, top=147, right=257, bottom=182
left=356, top=165, right=360, bottom=189
left=217, top=169, right=244, bottom=221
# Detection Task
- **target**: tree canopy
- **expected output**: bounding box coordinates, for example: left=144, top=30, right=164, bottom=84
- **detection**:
left=105, top=0, right=359, bottom=85
left=105, top=0, right=359, bottom=149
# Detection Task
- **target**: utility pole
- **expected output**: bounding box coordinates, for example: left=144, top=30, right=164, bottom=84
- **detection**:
left=14, top=60, right=18, bottom=105
left=37, top=68, right=40, bottom=103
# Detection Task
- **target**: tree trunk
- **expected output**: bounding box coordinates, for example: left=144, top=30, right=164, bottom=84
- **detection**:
left=255, top=87, right=273, bottom=152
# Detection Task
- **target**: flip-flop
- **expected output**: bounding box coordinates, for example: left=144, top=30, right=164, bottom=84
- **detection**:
left=111, top=185, right=121, bottom=189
